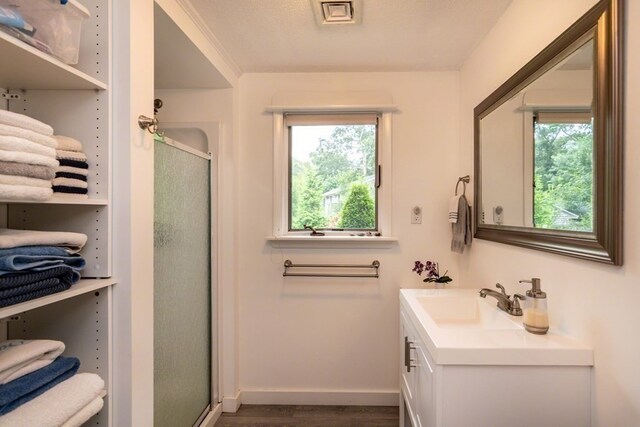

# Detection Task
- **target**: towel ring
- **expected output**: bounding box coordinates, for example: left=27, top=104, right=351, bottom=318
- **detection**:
left=455, top=175, right=470, bottom=196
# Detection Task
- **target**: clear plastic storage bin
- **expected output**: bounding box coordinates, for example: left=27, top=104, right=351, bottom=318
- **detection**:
left=0, top=0, right=89, bottom=64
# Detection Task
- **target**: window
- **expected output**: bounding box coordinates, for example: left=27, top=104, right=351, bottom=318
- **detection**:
left=287, top=113, right=379, bottom=232
left=532, top=111, right=593, bottom=231
left=272, top=109, right=392, bottom=238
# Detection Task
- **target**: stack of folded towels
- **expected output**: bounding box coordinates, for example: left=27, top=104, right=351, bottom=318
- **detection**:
left=0, top=339, right=105, bottom=426
left=0, top=228, right=86, bottom=308
left=0, top=110, right=58, bottom=202
left=53, top=136, right=89, bottom=200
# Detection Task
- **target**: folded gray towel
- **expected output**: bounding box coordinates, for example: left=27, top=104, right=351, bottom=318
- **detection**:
left=0, top=161, right=55, bottom=181
left=451, top=195, right=472, bottom=253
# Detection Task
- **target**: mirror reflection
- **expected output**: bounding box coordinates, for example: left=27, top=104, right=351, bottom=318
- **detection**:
left=479, top=36, right=594, bottom=232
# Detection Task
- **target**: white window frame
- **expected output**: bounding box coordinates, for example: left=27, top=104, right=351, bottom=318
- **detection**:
left=272, top=110, right=392, bottom=239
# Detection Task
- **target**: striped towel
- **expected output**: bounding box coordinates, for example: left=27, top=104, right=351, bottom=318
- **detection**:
left=449, top=195, right=462, bottom=223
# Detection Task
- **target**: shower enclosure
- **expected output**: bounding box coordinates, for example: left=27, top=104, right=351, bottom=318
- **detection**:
left=153, top=134, right=216, bottom=426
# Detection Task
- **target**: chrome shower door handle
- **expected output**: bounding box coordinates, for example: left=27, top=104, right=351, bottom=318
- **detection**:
left=138, top=114, right=158, bottom=134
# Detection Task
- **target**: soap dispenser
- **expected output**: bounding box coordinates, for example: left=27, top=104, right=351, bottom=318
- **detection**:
left=519, top=278, right=549, bottom=334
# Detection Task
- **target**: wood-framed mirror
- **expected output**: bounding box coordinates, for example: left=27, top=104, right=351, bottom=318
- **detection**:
left=474, top=0, right=623, bottom=265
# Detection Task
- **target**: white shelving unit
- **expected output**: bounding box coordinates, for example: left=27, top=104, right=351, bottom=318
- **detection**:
left=0, top=0, right=113, bottom=425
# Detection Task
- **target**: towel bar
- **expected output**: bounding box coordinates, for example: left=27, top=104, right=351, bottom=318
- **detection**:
left=283, top=259, right=380, bottom=278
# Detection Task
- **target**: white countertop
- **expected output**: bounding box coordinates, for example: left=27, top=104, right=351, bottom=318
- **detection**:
left=400, top=288, right=594, bottom=366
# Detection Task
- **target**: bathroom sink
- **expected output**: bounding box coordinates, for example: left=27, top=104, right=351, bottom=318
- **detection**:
left=417, top=295, right=522, bottom=330
left=400, top=288, right=594, bottom=366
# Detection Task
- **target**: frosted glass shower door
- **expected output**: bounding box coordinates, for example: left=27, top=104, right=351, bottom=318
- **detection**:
left=154, top=138, right=212, bottom=426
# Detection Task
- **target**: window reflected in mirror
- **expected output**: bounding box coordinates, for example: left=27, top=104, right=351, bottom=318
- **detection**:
left=479, top=36, right=594, bottom=231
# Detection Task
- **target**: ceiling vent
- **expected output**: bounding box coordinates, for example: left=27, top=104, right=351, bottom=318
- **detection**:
left=312, top=0, right=362, bottom=26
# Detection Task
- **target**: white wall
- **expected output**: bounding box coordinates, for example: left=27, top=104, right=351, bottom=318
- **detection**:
left=459, top=0, right=640, bottom=425
left=236, top=72, right=460, bottom=403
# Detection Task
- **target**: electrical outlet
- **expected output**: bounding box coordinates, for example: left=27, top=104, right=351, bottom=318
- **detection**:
left=411, top=206, right=422, bottom=224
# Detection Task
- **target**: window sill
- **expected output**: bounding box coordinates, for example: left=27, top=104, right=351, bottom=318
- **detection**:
left=266, top=235, right=398, bottom=249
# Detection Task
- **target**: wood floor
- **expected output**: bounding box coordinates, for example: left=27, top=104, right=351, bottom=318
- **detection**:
left=214, top=405, right=400, bottom=427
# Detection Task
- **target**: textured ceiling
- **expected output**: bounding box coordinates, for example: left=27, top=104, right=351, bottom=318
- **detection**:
left=189, top=0, right=513, bottom=73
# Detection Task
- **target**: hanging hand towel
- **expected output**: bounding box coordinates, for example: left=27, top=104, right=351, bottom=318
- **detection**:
left=53, top=135, right=83, bottom=152
left=0, top=373, right=104, bottom=427
left=0, top=110, right=53, bottom=137
left=451, top=195, right=472, bottom=253
left=0, top=161, right=56, bottom=181
left=0, top=340, right=65, bottom=385
left=0, top=124, right=57, bottom=149
left=0, top=135, right=57, bottom=158
left=0, top=229, right=87, bottom=252
left=0, top=356, right=79, bottom=415
left=448, top=195, right=461, bottom=223
left=0, top=184, right=53, bottom=202
left=0, top=150, right=59, bottom=169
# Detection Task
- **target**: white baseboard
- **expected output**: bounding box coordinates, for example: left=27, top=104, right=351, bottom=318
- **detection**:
left=222, top=391, right=242, bottom=412
left=239, top=389, right=400, bottom=406
left=200, top=403, right=222, bottom=427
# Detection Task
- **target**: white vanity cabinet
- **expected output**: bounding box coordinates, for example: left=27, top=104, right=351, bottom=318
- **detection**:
left=400, top=289, right=593, bottom=427
left=401, top=310, right=435, bottom=427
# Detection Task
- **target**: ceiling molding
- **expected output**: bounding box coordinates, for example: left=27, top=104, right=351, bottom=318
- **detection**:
left=175, top=0, right=243, bottom=77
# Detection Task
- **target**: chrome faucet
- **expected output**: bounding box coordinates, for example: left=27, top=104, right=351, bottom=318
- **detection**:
left=479, top=283, right=524, bottom=316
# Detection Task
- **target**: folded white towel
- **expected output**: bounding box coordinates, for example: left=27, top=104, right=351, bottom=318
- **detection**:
left=52, top=177, right=88, bottom=189
left=0, top=150, right=59, bottom=168
left=0, top=340, right=65, bottom=385
left=0, top=373, right=104, bottom=427
left=0, top=228, right=87, bottom=252
left=53, top=136, right=83, bottom=153
left=449, top=195, right=462, bottom=223
left=0, top=110, right=53, bottom=136
left=55, top=150, right=87, bottom=162
left=0, top=183, right=53, bottom=201
left=0, top=124, right=57, bottom=149
left=51, top=193, right=89, bottom=201
left=0, top=174, right=51, bottom=189
left=0, top=135, right=57, bottom=158
left=56, top=165, right=88, bottom=177
left=61, top=396, right=104, bottom=427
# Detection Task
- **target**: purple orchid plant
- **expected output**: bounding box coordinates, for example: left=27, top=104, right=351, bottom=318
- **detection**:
left=412, top=260, right=452, bottom=284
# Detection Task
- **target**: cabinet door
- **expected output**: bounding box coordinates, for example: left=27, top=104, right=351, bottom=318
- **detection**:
left=401, top=311, right=418, bottom=426
left=415, top=345, right=435, bottom=427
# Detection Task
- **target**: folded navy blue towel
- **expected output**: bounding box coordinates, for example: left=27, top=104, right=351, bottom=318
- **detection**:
left=52, top=185, right=88, bottom=195
left=58, top=159, right=88, bottom=169
left=0, top=266, right=79, bottom=290
left=0, top=246, right=73, bottom=257
left=0, top=281, right=70, bottom=308
left=0, top=246, right=86, bottom=276
left=0, top=356, right=80, bottom=415
left=55, top=171, right=87, bottom=181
